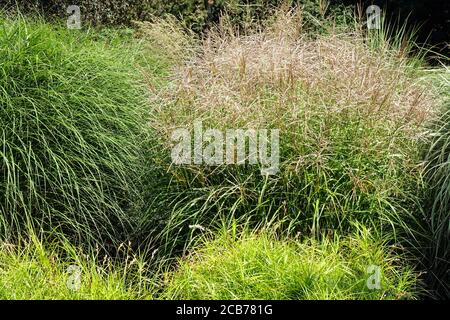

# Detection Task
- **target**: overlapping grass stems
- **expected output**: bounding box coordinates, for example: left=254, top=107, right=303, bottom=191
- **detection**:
left=422, top=67, right=450, bottom=298
left=0, top=232, right=156, bottom=299
left=141, top=9, right=437, bottom=261
left=0, top=5, right=448, bottom=299
left=0, top=15, right=151, bottom=246
left=162, top=226, right=419, bottom=299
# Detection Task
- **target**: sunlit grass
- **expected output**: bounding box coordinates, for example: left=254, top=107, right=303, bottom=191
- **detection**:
left=0, top=7, right=448, bottom=300
left=0, top=15, right=150, bottom=245
left=0, top=233, right=156, bottom=300
left=162, top=225, right=419, bottom=300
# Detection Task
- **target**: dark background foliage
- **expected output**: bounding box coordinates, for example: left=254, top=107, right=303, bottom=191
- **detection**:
left=332, top=0, right=449, bottom=59
left=2, top=0, right=448, bottom=56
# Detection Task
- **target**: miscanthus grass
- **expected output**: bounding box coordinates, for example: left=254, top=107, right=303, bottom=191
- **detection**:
left=422, top=65, right=450, bottom=298
left=0, top=15, right=150, bottom=246
left=162, top=224, right=420, bottom=300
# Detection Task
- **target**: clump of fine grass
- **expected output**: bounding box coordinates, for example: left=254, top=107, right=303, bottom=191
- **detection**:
left=139, top=8, right=438, bottom=256
left=162, top=225, right=419, bottom=300
left=134, top=17, right=198, bottom=68
left=422, top=65, right=450, bottom=298
left=0, top=233, right=156, bottom=299
left=0, top=15, right=150, bottom=245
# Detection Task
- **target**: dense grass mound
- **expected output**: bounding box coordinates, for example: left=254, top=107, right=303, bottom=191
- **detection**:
left=0, top=16, right=148, bottom=244
left=0, top=235, right=154, bottom=299
left=140, top=10, right=438, bottom=255
left=423, top=67, right=450, bottom=298
left=162, top=228, right=419, bottom=299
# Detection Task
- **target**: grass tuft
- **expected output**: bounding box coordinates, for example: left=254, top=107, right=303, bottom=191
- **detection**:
left=0, top=15, right=149, bottom=245
left=0, top=233, right=156, bottom=299
left=162, top=226, right=420, bottom=300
